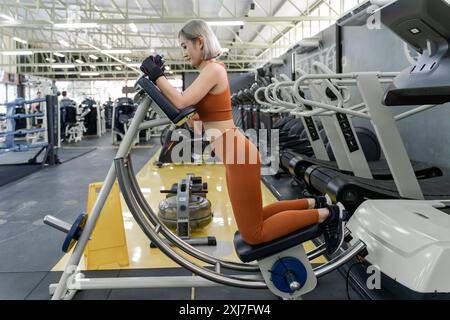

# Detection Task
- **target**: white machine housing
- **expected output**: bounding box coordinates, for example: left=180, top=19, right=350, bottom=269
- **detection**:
left=347, top=200, right=450, bottom=293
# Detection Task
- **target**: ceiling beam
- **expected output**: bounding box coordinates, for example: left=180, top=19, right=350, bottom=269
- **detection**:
left=0, top=43, right=290, bottom=55
left=5, top=59, right=265, bottom=67
left=23, top=68, right=256, bottom=76
left=0, top=15, right=339, bottom=28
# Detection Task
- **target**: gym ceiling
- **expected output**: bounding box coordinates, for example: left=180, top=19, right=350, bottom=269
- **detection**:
left=0, top=0, right=348, bottom=80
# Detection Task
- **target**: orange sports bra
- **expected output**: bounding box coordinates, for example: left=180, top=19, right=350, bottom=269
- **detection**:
left=195, top=61, right=233, bottom=122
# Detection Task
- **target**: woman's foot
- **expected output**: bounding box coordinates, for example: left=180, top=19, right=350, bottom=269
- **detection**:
left=314, top=194, right=333, bottom=209
left=321, top=203, right=346, bottom=255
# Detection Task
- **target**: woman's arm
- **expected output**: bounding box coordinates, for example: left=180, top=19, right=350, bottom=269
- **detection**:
left=155, top=63, right=226, bottom=109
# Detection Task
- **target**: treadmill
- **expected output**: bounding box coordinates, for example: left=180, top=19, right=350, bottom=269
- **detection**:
left=303, top=0, right=450, bottom=212
left=343, top=0, right=450, bottom=300
left=282, top=150, right=442, bottom=181
left=275, top=64, right=443, bottom=181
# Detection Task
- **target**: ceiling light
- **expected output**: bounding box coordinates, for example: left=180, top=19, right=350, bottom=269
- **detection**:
left=126, top=63, right=140, bottom=68
left=75, top=59, right=84, bottom=64
left=45, top=58, right=56, bottom=63
left=54, top=23, right=99, bottom=29
left=2, top=51, right=33, bottom=56
left=103, top=43, right=112, bottom=49
left=124, top=57, right=132, bottom=62
left=12, top=37, right=28, bottom=45
left=51, top=64, right=76, bottom=69
left=115, top=66, right=122, bottom=71
left=89, top=54, right=99, bottom=60
left=59, top=39, right=70, bottom=47
left=165, top=66, right=171, bottom=71
left=53, top=52, right=65, bottom=58
left=81, top=72, right=100, bottom=76
left=221, top=48, right=230, bottom=53
left=129, top=23, right=138, bottom=33
left=207, top=21, right=244, bottom=26
left=89, top=65, right=96, bottom=69
left=0, top=14, right=15, bottom=23
left=101, top=49, right=132, bottom=54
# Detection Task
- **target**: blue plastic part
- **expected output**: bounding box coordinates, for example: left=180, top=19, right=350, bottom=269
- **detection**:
left=62, top=214, right=87, bottom=253
left=270, top=257, right=308, bottom=294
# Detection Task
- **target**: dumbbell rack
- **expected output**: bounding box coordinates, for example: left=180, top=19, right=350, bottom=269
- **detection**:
left=0, top=96, right=59, bottom=165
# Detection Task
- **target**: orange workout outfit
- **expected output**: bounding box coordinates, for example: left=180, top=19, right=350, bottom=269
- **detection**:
left=195, top=61, right=319, bottom=245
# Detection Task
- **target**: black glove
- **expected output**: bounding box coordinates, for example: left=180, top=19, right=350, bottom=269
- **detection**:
left=152, top=55, right=165, bottom=70
left=140, top=56, right=165, bottom=83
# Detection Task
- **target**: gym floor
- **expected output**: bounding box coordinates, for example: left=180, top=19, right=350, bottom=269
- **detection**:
left=0, top=132, right=361, bottom=300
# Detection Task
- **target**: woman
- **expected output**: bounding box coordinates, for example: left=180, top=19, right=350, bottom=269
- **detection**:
left=140, top=19, right=345, bottom=254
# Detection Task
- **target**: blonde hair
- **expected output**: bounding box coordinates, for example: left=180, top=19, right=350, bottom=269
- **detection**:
left=178, top=19, right=222, bottom=60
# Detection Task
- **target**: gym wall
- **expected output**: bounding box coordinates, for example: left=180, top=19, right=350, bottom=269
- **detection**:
left=183, top=72, right=255, bottom=94
left=270, top=25, right=338, bottom=80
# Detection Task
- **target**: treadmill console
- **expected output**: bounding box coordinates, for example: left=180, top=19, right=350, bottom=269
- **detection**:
left=336, top=113, right=360, bottom=152
left=304, top=117, right=320, bottom=141
left=382, top=0, right=450, bottom=105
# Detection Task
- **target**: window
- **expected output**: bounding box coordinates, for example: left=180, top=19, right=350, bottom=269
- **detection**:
left=7, top=84, right=17, bottom=101
left=0, top=83, right=6, bottom=104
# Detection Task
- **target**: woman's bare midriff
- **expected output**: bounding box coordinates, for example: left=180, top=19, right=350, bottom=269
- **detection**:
left=202, top=119, right=240, bottom=160
left=203, top=119, right=236, bottom=136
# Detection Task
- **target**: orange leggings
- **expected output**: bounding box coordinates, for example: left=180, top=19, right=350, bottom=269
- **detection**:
left=211, top=128, right=319, bottom=245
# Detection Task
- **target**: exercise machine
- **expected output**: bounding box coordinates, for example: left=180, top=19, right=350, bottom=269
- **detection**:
left=61, top=100, right=91, bottom=144
left=291, top=69, right=448, bottom=211
left=112, top=97, right=138, bottom=145
left=80, top=98, right=104, bottom=137
left=43, top=75, right=365, bottom=300
left=155, top=173, right=216, bottom=247
left=103, top=99, right=114, bottom=130
left=341, top=0, right=450, bottom=298
left=155, top=122, right=213, bottom=167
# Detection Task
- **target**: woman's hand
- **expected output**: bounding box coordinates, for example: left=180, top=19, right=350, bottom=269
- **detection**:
left=140, top=55, right=165, bottom=83
left=152, top=55, right=165, bottom=70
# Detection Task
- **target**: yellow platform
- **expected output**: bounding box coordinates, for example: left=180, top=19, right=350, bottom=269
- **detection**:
left=52, top=151, right=325, bottom=271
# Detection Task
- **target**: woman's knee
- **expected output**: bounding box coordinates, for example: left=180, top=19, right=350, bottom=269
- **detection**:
left=238, top=227, right=264, bottom=245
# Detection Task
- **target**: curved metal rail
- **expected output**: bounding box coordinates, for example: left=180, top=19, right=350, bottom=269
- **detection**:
left=115, top=157, right=268, bottom=288
left=115, top=156, right=366, bottom=290
left=124, top=155, right=329, bottom=269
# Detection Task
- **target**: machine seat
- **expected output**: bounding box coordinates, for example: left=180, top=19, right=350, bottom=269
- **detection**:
left=233, top=224, right=322, bottom=263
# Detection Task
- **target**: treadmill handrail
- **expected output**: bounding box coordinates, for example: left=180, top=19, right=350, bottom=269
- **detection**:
left=312, top=62, right=352, bottom=104
left=394, top=104, right=440, bottom=121
left=254, top=87, right=272, bottom=107
left=254, top=86, right=288, bottom=114
left=272, top=81, right=302, bottom=109
left=291, top=73, right=439, bottom=121
left=264, top=83, right=294, bottom=113
left=272, top=81, right=345, bottom=117
left=290, top=102, right=369, bottom=117
left=293, top=73, right=399, bottom=120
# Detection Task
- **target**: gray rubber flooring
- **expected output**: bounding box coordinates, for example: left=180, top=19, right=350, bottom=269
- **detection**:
left=0, top=265, right=359, bottom=300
